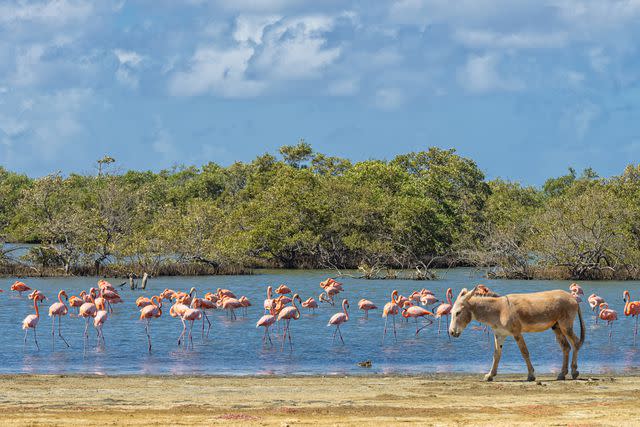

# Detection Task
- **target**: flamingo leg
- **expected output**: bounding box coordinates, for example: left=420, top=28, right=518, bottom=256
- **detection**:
left=178, top=318, right=186, bottom=347
left=364, top=310, right=368, bottom=319
left=337, top=324, right=344, bottom=344
left=281, top=321, right=288, bottom=351
left=84, top=318, right=89, bottom=340
left=417, top=317, right=434, bottom=335
left=51, top=316, right=56, bottom=350
left=146, top=320, right=152, bottom=352
left=267, top=327, right=273, bottom=345
left=58, top=316, right=70, bottom=348
left=333, top=325, right=338, bottom=342
left=33, top=327, right=39, bottom=350
left=288, top=320, right=293, bottom=350
left=202, top=310, right=211, bottom=338
left=23, top=329, right=28, bottom=346
left=382, top=316, right=389, bottom=344
left=392, top=315, right=397, bottom=342
left=189, top=320, right=194, bottom=349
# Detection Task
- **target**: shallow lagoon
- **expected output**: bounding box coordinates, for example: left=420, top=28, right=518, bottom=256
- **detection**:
left=1, top=268, right=638, bottom=376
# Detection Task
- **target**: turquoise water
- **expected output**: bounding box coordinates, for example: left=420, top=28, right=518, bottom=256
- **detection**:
left=1, top=268, right=638, bottom=376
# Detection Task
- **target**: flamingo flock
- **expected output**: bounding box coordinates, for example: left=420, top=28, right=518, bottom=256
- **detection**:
left=4, top=278, right=638, bottom=353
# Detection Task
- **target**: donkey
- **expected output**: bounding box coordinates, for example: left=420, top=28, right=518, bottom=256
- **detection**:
left=449, top=287, right=585, bottom=382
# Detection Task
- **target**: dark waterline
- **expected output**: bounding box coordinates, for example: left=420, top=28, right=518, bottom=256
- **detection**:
left=1, top=268, right=639, bottom=376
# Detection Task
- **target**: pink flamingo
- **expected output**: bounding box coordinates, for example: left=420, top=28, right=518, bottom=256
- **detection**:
left=219, top=295, right=243, bottom=320
left=623, top=290, right=640, bottom=338
left=588, top=294, right=606, bottom=323
left=28, top=290, right=46, bottom=303
left=179, top=304, right=202, bottom=350
left=301, top=297, right=318, bottom=312
left=94, top=299, right=108, bottom=346
left=217, top=288, right=236, bottom=299
left=328, top=299, right=350, bottom=344
left=277, top=293, right=302, bottom=350
left=22, top=290, right=41, bottom=349
left=256, top=301, right=277, bottom=345
left=263, top=286, right=274, bottom=313
left=11, top=281, right=31, bottom=296
left=170, top=297, right=191, bottom=347
left=569, top=283, right=584, bottom=296
left=420, top=292, right=438, bottom=308
left=275, top=284, right=292, bottom=295
left=140, top=296, right=162, bottom=352
left=191, top=298, right=212, bottom=338
left=382, top=290, right=400, bottom=343
left=402, top=302, right=434, bottom=335
left=48, top=290, right=70, bottom=348
left=78, top=293, right=98, bottom=342
left=598, top=303, right=618, bottom=340
left=239, top=296, right=251, bottom=317
left=358, top=299, right=377, bottom=319
left=435, top=288, right=453, bottom=336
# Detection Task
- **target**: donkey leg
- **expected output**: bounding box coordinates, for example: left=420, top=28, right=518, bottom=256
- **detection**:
left=485, top=334, right=506, bottom=381
left=561, top=324, right=582, bottom=379
left=552, top=325, right=570, bottom=380
left=514, top=334, right=535, bottom=381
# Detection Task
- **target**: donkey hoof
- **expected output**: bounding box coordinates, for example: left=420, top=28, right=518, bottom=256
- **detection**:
left=556, top=373, right=566, bottom=381
left=572, top=371, right=579, bottom=379
left=484, top=374, right=494, bottom=382
left=527, top=374, right=536, bottom=382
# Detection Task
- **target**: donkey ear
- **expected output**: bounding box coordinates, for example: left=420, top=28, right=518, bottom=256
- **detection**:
left=462, top=286, right=478, bottom=303
left=457, top=288, right=469, bottom=300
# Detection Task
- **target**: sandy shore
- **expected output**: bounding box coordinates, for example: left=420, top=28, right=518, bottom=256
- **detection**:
left=2, top=374, right=639, bottom=425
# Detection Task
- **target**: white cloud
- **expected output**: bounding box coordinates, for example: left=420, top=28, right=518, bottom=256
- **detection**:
left=374, top=88, right=404, bottom=110
left=113, top=49, right=145, bottom=89
left=253, top=15, right=342, bottom=80
left=588, top=47, right=610, bottom=73
left=168, top=45, right=265, bottom=97
left=458, top=53, right=522, bottom=93
left=454, top=30, right=568, bottom=49
left=169, top=14, right=343, bottom=97
left=114, top=49, right=144, bottom=67
left=0, top=0, right=94, bottom=27
left=0, top=88, right=92, bottom=163
left=328, top=79, right=359, bottom=96
left=233, top=15, right=281, bottom=43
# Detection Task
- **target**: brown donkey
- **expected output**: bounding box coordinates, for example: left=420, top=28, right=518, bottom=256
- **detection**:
left=449, top=287, right=585, bottom=381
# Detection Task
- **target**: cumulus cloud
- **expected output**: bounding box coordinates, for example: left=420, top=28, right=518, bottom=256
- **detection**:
left=169, top=45, right=265, bottom=97
left=114, top=49, right=145, bottom=89
left=374, top=87, right=404, bottom=110
left=454, top=30, right=568, bottom=50
left=0, top=0, right=94, bottom=27
left=169, top=14, right=342, bottom=97
left=0, top=88, right=93, bottom=164
left=458, top=54, right=522, bottom=93
left=328, top=79, right=359, bottom=96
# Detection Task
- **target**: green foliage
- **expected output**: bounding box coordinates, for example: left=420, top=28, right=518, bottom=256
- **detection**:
left=4, top=144, right=640, bottom=279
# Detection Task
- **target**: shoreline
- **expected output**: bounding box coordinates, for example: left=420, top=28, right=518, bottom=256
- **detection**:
left=3, top=374, right=639, bottom=425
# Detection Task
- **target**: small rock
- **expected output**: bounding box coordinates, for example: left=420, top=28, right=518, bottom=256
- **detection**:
left=357, top=360, right=372, bottom=368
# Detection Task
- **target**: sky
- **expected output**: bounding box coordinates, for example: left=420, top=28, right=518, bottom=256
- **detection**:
left=0, top=0, right=639, bottom=185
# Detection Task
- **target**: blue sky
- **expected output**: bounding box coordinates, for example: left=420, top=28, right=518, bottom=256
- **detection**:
left=0, top=0, right=639, bottom=184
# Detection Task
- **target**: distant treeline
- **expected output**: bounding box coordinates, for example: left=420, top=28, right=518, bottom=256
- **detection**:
left=2, top=142, right=640, bottom=280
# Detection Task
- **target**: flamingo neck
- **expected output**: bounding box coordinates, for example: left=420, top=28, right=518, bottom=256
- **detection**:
left=343, top=301, right=349, bottom=320
left=293, top=299, right=300, bottom=319
left=392, top=291, right=398, bottom=305
left=446, top=289, right=452, bottom=305
left=33, top=297, right=39, bottom=317
left=58, top=291, right=64, bottom=304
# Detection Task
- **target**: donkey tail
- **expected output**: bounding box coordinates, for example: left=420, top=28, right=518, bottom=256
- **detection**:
left=577, top=304, right=585, bottom=347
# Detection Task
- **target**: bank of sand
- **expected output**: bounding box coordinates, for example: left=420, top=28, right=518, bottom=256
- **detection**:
left=2, top=374, right=639, bottom=425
